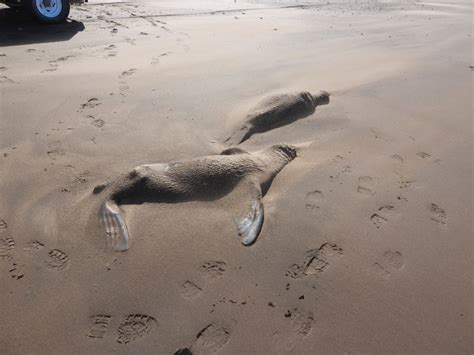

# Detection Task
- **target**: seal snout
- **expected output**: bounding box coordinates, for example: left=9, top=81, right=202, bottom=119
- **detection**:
left=273, top=143, right=297, bottom=161
left=312, top=90, right=330, bottom=106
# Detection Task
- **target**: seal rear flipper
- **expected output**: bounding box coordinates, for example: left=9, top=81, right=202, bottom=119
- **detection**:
left=100, top=200, right=130, bottom=251
left=237, top=198, right=264, bottom=246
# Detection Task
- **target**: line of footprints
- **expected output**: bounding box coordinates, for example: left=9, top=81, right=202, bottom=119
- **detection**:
left=304, top=154, right=448, bottom=228
left=87, top=313, right=231, bottom=354
left=0, top=219, right=70, bottom=280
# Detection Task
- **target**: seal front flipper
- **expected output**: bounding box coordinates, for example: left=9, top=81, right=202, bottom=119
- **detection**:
left=220, top=147, right=249, bottom=156
left=100, top=200, right=130, bottom=251
left=224, top=123, right=254, bottom=146
left=237, top=198, right=264, bottom=246
left=231, top=180, right=264, bottom=246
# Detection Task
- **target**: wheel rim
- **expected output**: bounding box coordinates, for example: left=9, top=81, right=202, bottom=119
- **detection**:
left=35, top=0, right=62, bottom=18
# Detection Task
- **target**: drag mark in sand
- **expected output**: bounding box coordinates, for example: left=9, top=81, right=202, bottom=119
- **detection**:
left=117, top=314, right=157, bottom=344
left=286, top=243, right=343, bottom=279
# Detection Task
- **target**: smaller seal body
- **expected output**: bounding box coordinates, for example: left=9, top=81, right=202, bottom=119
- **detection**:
left=225, top=91, right=329, bottom=145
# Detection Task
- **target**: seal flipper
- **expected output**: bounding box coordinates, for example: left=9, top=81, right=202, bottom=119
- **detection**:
left=100, top=200, right=130, bottom=251
left=237, top=198, right=264, bottom=246
left=224, top=123, right=254, bottom=146
left=220, top=147, right=249, bottom=156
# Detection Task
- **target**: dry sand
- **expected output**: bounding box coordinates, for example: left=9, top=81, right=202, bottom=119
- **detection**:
left=0, top=0, right=472, bottom=353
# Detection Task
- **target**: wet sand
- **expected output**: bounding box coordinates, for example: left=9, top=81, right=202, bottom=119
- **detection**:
left=0, top=0, right=472, bottom=353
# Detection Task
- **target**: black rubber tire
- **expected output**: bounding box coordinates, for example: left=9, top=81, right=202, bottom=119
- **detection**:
left=24, top=0, right=70, bottom=23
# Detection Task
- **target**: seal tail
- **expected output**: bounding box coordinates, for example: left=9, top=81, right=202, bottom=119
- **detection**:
left=237, top=198, right=264, bottom=246
left=100, top=200, right=130, bottom=251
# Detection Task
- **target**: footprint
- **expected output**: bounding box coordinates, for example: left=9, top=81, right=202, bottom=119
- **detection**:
left=151, top=52, right=172, bottom=65
left=79, top=98, right=101, bottom=111
left=44, top=249, right=70, bottom=271
left=117, top=314, right=157, bottom=344
left=24, top=241, right=45, bottom=256
left=357, top=176, right=375, bottom=195
left=278, top=308, right=314, bottom=350
left=119, top=82, right=129, bottom=95
left=72, top=170, right=90, bottom=185
left=429, top=203, right=447, bottom=225
left=191, top=324, right=231, bottom=354
left=0, top=237, right=15, bottom=260
left=91, top=118, right=105, bottom=128
left=286, top=243, right=343, bottom=279
left=41, top=66, right=58, bottom=73
left=87, top=315, right=112, bottom=339
left=329, top=164, right=352, bottom=181
left=398, top=178, right=415, bottom=189
left=103, top=45, right=117, bottom=58
left=47, top=143, right=66, bottom=161
left=305, top=190, right=323, bottom=210
left=9, top=262, right=24, bottom=280
left=0, top=219, right=7, bottom=233
left=288, top=308, right=314, bottom=336
left=371, top=250, right=404, bottom=279
left=180, top=281, right=202, bottom=300
left=120, top=68, right=137, bottom=78
left=416, top=152, right=431, bottom=159
left=390, top=154, right=404, bottom=163
left=0, top=220, right=14, bottom=260
left=49, top=55, right=74, bottom=64
left=200, top=261, right=226, bottom=281
left=370, top=204, right=397, bottom=228
left=0, top=75, right=15, bottom=84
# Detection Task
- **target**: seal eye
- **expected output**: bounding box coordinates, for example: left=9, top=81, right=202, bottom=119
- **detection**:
left=128, top=170, right=139, bottom=179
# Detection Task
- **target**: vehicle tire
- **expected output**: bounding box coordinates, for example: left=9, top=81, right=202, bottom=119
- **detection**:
left=24, top=0, right=70, bottom=23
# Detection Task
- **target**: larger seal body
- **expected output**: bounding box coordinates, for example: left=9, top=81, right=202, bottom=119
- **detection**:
left=93, top=144, right=297, bottom=250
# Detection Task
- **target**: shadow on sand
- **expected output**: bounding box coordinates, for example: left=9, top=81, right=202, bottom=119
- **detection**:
left=0, top=6, right=84, bottom=47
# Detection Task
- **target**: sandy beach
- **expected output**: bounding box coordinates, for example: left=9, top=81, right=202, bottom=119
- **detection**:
left=0, top=0, right=472, bottom=353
